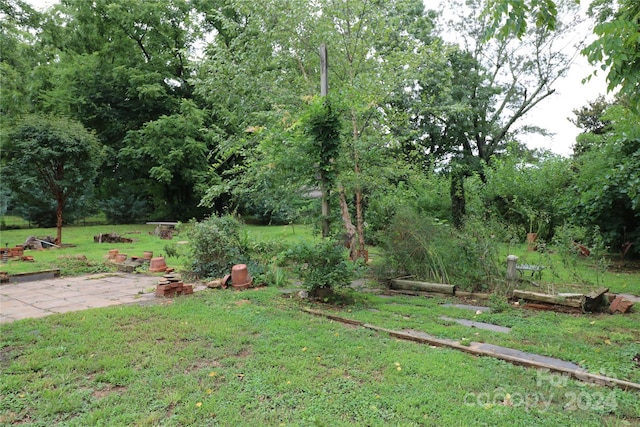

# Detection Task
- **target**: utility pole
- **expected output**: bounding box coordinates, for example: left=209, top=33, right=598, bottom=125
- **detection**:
left=319, top=44, right=330, bottom=238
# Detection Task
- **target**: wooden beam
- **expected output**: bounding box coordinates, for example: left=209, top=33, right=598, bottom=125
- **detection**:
left=512, top=290, right=583, bottom=308
left=319, top=44, right=328, bottom=97
left=390, top=279, right=456, bottom=295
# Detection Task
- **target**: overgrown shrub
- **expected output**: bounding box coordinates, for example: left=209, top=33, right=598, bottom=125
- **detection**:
left=375, top=208, right=502, bottom=292
left=283, top=239, right=354, bottom=293
left=185, top=215, right=247, bottom=279
left=549, top=223, right=610, bottom=287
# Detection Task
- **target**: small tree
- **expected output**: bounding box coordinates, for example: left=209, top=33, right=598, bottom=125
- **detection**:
left=3, top=115, right=102, bottom=244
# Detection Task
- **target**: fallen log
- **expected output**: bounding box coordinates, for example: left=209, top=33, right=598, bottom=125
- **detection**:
left=390, top=279, right=456, bottom=295
left=512, top=290, right=583, bottom=308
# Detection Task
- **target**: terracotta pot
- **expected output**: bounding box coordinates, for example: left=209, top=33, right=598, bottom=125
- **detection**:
left=108, top=249, right=119, bottom=260
left=221, top=274, right=231, bottom=289
left=231, top=264, right=252, bottom=289
left=115, top=253, right=127, bottom=263
left=143, top=251, right=153, bottom=260
left=149, top=257, right=167, bottom=272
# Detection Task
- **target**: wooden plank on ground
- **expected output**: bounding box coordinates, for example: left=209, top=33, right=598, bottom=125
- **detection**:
left=390, top=279, right=456, bottom=295
left=512, top=290, right=583, bottom=308
left=302, top=307, right=640, bottom=392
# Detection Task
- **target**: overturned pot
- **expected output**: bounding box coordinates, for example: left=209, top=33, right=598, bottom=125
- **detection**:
left=231, top=264, right=253, bottom=290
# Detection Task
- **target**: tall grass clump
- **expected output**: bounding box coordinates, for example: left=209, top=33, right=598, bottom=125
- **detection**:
left=375, top=208, right=502, bottom=291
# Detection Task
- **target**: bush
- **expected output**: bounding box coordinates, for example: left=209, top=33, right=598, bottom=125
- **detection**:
left=284, top=239, right=354, bottom=294
left=184, top=215, right=247, bottom=279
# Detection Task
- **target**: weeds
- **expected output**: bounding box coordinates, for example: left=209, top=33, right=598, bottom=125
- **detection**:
left=550, top=224, right=610, bottom=288
left=376, top=209, right=502, bottom=292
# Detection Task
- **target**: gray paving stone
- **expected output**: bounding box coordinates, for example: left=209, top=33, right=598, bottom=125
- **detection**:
left=0, top=273, right=200, bottom=324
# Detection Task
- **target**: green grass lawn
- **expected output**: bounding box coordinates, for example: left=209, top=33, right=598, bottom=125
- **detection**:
left=0, top=222, right=317, bottom=277
left=1, top=288, right=638, bottom=426
left=1, top=223, right=638, bottom=425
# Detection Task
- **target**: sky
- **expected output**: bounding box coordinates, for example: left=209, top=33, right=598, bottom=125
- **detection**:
left=26, top=0, right=608, bottom=157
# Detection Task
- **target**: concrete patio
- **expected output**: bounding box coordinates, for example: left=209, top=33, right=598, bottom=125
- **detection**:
left=0, top=272, right=206, bottom=324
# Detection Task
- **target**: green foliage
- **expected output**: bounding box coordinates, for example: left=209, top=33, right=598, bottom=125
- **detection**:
left=565, top=104, right=640, bottom=255
left=486, top=0, right=639, bottom=110
left=485, top=0, right=560, bottom=39
left=582, top=0, right=640, bottom=111
left=367, top=171, right=451, bottom=244
left=100, top=193, right=150, bottom=225
left=120, top=100, right=211, bottom=221
left=304, top=97, right=342, bottom=185
left=482, top=151, right=572, bottom=240
left=184, top=215, right=247, bottom=279
left=376, top=208, right=502, bottom=291
left=2, top=114, right=102, bottom=243
left=284, top=239, right=354, bottom=292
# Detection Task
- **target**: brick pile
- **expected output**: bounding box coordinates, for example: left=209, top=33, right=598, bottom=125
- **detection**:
left=155, top=273, right=193, bottom=298
left=2, top=245, right=24, bottom=258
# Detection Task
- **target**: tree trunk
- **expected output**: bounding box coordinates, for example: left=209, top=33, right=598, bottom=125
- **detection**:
left=338, top=186, right=357, bottom=259
left=349, top=110, right=366, bottom=260
left=355, top=187, right=365, bottom=258
left=450, top=170, right=466, bottom=229
left=56, top=195, right=64, bottom=245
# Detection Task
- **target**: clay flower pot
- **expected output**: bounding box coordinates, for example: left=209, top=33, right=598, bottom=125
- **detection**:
left=108, top=249, right=119, bottom=260
left=115, top=253, right=127, bottom=263
left=143, top=251, right=153, bottom=260
left=149, top=257, right=167, bottom=272
left=231, top=264, right=252, bottom=290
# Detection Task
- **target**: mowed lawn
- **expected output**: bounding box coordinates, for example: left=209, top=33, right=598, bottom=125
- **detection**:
left=1, top=286, right=639, bottom=426
left=0, top=223, right=639, bottom=425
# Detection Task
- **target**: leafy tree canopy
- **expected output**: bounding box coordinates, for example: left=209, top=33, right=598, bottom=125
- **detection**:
left=486, top=0, right=640, bottom=110
left=2, top=114, right=102, bottom=243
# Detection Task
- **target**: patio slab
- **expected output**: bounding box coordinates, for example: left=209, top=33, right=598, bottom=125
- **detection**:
left=0, top=273, right=206, bottom=324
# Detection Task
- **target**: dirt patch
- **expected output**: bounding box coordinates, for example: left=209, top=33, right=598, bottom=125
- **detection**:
left=609, top=259, right=640, bottom=273
left=92, top=385, right=127, bottom=399
left=236, top=347, right=253, bottom=358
